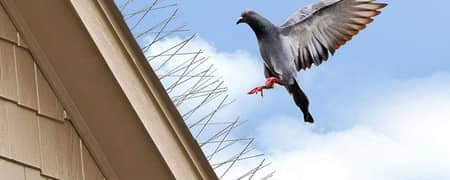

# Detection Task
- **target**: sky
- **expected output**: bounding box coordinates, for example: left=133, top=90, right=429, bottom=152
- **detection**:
left=145, top=0, right=450, bottom=179
left=175, top=0, right=450, bottom=128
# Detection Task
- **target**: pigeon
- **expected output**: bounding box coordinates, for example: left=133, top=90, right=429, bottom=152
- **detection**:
left=236, top=0, right=387, bottom=123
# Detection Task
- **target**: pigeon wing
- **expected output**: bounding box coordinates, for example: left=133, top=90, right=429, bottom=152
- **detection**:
left=280, top=0, right=386, bottom=71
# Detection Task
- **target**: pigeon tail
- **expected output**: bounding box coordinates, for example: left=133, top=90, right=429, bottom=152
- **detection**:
left=287, top=80, right=314, bottom=123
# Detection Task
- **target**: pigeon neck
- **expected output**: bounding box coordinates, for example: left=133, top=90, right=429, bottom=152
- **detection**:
left=248, top=18, right=274, bottom=39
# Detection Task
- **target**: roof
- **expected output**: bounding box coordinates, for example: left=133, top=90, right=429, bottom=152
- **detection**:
left=0, top=0, right=217, bottom=179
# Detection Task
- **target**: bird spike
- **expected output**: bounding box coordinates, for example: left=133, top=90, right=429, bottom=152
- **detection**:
left=115, top=0, right=275, bottom=179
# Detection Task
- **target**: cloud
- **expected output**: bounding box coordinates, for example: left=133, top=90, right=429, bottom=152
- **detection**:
left=147, top=35, right=450, bottom=180
left=146, top=36, right=262, bottom=92
left=145, top=36, right=268, bottom=121
left=146, top=36, right=275, bottom=179
left=255, top=72, right=450, bottom=180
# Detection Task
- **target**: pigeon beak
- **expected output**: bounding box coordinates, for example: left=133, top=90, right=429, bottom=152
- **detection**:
left=236, top=17, right=244, bottom=25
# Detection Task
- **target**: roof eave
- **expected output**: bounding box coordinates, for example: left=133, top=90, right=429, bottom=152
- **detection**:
left=0, top=0, right=217, bottom=179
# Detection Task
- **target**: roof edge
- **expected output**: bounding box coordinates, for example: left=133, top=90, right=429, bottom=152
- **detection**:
left=1, top=0, right=217, bottom=179
left=89, top=0, right=217, bottom=179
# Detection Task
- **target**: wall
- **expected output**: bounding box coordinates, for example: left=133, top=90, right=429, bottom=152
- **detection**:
left=0, top=4, right=105, bottom=180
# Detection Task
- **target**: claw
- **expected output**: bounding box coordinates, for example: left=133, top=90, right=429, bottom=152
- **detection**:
left=248, top=86, right=264, bottom=96
left=265, top=77, right=282, bottom=88
left=248, top=77, right=282, bottom=97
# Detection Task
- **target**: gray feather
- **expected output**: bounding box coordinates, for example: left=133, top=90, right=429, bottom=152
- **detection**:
left=238, top=0, right=386, bottom=122
left=280, top=0, right=387, bottom=71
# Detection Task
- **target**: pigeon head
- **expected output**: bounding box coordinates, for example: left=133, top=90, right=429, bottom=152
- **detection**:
left=237, top=10, right=274, bottom=38
left=236, top=10, right=258, bottom=24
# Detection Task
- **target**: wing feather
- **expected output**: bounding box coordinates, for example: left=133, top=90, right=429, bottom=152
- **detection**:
left=281, top=0, right=386, bottom=71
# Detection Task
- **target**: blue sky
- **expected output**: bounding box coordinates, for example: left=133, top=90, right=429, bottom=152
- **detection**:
left=176, top=0, right=450, bottom=129
left=139, top=0, right=450, bottom=179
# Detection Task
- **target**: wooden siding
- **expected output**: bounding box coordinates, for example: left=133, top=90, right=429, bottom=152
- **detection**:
left=0, top=3, right=105, bottom=180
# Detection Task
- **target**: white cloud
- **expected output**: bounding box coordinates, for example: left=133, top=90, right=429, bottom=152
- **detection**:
left=147, top=35, right=450, bottom=180
left=146, top=36, right=262, bottom=92
left=145, top=36, right=267, bottom=120
left=146, top=36, right=275, bottom=179
left=255, top=72, right=450, bottom=180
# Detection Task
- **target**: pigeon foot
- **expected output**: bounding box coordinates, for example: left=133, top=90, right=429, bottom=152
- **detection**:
left=248, top=77, right=282, bottom=96
left=265, top=77, right=282, bottom=88
left=248, top=86, right=264, bottom=96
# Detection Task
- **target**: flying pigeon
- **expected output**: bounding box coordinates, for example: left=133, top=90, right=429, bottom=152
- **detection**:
left=237, top=0, right=387, bottom=123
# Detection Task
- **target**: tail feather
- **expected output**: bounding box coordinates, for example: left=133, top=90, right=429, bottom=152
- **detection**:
left=287, top=80, right=314, bottom=123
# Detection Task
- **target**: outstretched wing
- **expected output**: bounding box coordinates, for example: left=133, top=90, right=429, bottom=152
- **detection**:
left=281, top=0, right=386, bottom=71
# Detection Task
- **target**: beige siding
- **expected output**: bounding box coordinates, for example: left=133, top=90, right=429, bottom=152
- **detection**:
left=9, top=105, right=41, bottom=168
left=0, top=100, right=12, bottom=157
left=16, top=46, right=38, bottom=110
left=0, top=40, right=18, bottom=101
left=61, top=123, right=83, bottom=180
left=0, top=3, right=105, bottom=180
left=0, top=158, right=25, bottom=180
left=25, top=167, right=46, bottom=180
left=39, top=116, right=64, bottom=178
left=37, top=69, right=64, bottom=122
left=38, top=117, right=83, bottom=180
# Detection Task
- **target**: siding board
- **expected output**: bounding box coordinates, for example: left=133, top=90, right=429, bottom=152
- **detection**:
left=0, top=40, right=18, bottom=101
left=0, top=99, right=12, bottom=158
left=25, top=167, right=46, bottom=180
left=15, top=47, right=38, bottom=110
left=38, top=116, right=64, bottom=179
left=0, top=158, right=25, bottom=180
left=59, top=121, right=77, bottom=180
left=63, top=123, right=83, bottom=180
left=37, top=69, right=64, bottom=122
left=9, top=105, right=41, bottom=168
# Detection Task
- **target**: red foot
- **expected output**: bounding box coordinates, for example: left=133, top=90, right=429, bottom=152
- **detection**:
left=265, top=77, right=282, bottom=88
left=248, top=77, right=282, bottom=97
left=248, top=86, right=264, bottom=96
